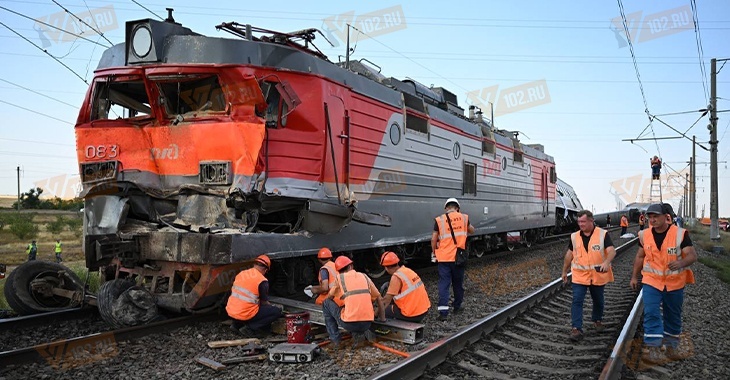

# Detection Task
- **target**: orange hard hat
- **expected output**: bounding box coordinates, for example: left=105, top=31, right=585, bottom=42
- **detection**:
left=317, top=247, right=333, bottom=259
left=334, top=256, right=353, bottom=271
left=254, top=255, right=271, bottom=270
left=380, top=251, right=400, bottom=267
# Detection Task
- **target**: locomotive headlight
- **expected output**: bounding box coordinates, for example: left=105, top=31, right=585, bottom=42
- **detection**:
left=132, top=25, right=152, bottom=58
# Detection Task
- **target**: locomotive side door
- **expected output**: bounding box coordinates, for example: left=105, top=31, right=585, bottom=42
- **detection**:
left=542, top=167, right=548, bottom=217
left=323, top=95, right=350, bottom=204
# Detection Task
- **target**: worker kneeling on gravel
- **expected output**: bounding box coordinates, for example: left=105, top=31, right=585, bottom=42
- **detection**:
left=562, top=210, right=616, bottom=342
left=226, top=254, right=282, bottom=338
left=322, top=256, right=385, bottom=347
left=630, top=203, right=696, bottom=364
left=379, top=251, right=431, bottom=323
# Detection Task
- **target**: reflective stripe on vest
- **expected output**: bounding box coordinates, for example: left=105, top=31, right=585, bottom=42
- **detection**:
left=435, top=212, right=468, bottom=263
left=231, top=284, right=258, bottom=304
left=339, top=274, right=370, bottom=299
left=338, top=271, right=375, bottom=322
left=393, top=270, right=424, bottom=301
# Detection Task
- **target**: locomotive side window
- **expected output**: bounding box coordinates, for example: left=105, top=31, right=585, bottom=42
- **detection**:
left=155, top=75, right=226, bottom=117
left=550, top=166, right=557, bottom=183
left=512, top=138, right=524, bottom=164
left=403, top=92, right=429, bottom=136
left=258, top=81, right=292, bottom=128
left=482, top=139, right=496, bottom=156
left=91, top=79, right=152, bottom=121
left=463, top=161, right=477, bottom=195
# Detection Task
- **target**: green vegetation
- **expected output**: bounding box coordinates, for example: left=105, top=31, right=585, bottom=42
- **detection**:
left=65, top=217, right=83, bottom=237
left=0, top=277, right=7, bottom=310
left=46, top=215, right=67, bottom=235
left=11, top=187, right=82, bottom=211
left=687, top=224, right=730, bottom=253
left=698, top=257, right=730, bottom=284
left=8, top=213, right=39, bottom=240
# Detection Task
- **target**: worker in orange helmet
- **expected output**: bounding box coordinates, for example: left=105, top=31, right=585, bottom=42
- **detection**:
left=226, top=254, right=282, bottom=338
left=305, top=248, right=342, bottom=306
left=322, top=255, right=385, bottom=346
left=379, top=251, right=431, bottom=322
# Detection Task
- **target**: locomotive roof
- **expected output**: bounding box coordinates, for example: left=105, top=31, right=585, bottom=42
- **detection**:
left=99, top=18, right=554, bottom=163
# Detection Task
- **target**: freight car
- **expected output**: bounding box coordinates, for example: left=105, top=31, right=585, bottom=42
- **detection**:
left=4, top=14, right=564, bottom=325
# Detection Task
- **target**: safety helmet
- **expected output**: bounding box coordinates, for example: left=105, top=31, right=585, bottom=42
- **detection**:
left=380, top=251, right=400, bottom=267
left=334, top=256, right=353, bottom=271
left=254, top=255, right=271, bottom=270
left=317, top=247, right=333, bottom=259
left=444, top=197, right=460, bottom=209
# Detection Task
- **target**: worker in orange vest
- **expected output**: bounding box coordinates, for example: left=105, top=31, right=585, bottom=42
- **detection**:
left=322, top=256, right=385, bottom=346
left=305, top=248, right=341, bottom=306
left=650, top=156, right=662, bottom=179
left=639, top=213, right=646, bottom=230
left=620, top=214, right=629, bottom=235
left=226, top=255, right=283, bottom=338
left=432, top=198, right=475, bottom=321
left=379, top=251, right=431, bottom=322
left=562, top=210, right=616, bottom=342
left=631, top=203, right=696, bottom=364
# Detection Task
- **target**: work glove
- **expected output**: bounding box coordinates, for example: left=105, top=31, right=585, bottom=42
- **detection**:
left=303, top=285, right=314, bottom=298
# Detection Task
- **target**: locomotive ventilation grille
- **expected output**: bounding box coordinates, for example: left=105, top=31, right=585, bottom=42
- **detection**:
left=199, top=161, right=232, bottom=185
left=80, top=161, right=118, bottom=183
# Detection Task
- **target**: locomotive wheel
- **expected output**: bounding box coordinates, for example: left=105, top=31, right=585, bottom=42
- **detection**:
left=98, top=279, right=159, bottom=328
left=3, top=261, right=84, bottom=315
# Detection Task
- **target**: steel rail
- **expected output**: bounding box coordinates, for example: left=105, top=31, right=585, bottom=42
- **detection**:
left=368, top=238, right=638, bottom=380
left=0, top=313, right=221, bottom=369
left=599, top=289, right=644, bottom=380
left=0, top=307, right=94, bottom=330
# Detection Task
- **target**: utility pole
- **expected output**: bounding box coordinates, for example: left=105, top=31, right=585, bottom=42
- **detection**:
left=684, top=173, right=689, bottom=217
left=16, top=166, right=20, bottom=211
left=709, top=58, right=720, bottom=240
left=691, top=136, right=696, bottom=219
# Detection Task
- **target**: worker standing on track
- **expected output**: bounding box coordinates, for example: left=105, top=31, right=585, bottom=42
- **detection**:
left=379, top=251, right=431, bottom=323
left=226, top=254, right=283, bottom=338
left=432, top=198, right=475, bottom=321
left=54, top=239, right=63, bottom=263
left=322, top=256, right=385, bottom=347
left=630, top=203, right=697, bottom=364
left=620, top=214, right=629, bottom=235
left=306, top=247, right=339, bottom=306
left=26, top=240, right=37, bottom=262
left=562, top=210, right=616, bottom=341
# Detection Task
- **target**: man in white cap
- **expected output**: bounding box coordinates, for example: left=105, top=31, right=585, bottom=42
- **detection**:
left=431, top=198, right=475, bottom=321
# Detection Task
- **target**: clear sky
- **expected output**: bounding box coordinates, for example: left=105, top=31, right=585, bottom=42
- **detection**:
left=1, top=0, right=729, bottom=216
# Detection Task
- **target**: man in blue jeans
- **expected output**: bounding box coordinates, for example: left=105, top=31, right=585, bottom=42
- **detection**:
left=630, top=203, right=696, bottom=364
left=431, top=198, right=475, bottom=321
left=562, top=210, right=616, bottom=341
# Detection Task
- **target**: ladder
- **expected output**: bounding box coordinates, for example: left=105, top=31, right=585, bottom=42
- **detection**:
left=649, top=178, right=663, bottom=203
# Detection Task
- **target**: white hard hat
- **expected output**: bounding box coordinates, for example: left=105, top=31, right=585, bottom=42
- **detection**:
left=444, top=198, right=460, bottom=208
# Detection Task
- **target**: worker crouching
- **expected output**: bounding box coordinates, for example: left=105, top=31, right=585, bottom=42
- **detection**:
left=226, top=255, right=283, bottom=338
left=322, top=256, right=385, bottom=347
left=379, top=251, right=431, bottom=323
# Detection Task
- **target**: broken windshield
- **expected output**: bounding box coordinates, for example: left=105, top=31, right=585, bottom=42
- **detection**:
left=154, top=75, right=227, bottom=119
left=91, top=77, right=152, bottom=121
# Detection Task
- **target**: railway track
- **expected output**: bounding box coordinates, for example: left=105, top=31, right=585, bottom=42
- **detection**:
left=369, top=238, right=640, bottom=380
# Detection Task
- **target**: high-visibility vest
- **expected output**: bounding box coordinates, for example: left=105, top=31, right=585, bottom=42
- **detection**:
left=392, top=266, right=431, bottom=317
left=225, top=268, right=266, bottom=321
left=620, top=216, right=628, bottom=227
left=26, top=244, right=32, bottom=254
left=338, top=271, right=375, bottom=323
left=55, top=242, right=62, bottom=253
left=570, top=227, right=614, bottom=286
left=315, top=261, right=340, bottom=306
left=640, top=226, right=695, bottom=291
left=435, top=211, right=468, bottom=263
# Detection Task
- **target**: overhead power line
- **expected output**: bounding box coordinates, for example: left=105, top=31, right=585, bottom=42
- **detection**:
left=0, top=21, right=88, bottom=84
left=51, top=0, right=113, bottom=46
left=0, top=78, right=78, bottom=108
left=690, top=0, right=709, bottom=104
left=0, top=5, right=109, bottom=48
left=130, top=0, right=164, bottom=20
left=0, top=99, right=73, bottom=124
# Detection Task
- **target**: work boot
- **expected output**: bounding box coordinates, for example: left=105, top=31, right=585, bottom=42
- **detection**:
left=438, top=314, right=448, bottom=322
left=641, top=346, right=667, bottom=365
left=664, top=345, right=689, bottom=361
left=352, top=332, right=367, bottom=347
left=593, top=321, right=605, bottom=332
left=453, top=306, right=463, bottom=315
left=364, top=330, right=376, bottom=343
left=569, top=328, right=583, bottom=342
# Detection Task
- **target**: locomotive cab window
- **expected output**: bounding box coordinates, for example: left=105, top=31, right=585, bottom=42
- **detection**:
left=550, top=166, right=557, bottom=183
left=91, top=78, right=152, bottom=121
left=258, top=81, right=300, bottom=129
left=463, top=161, right=477, bottom=195
left=512, top=138, right=524, bottom=164
left=154, top=75, right=226, bottom=119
